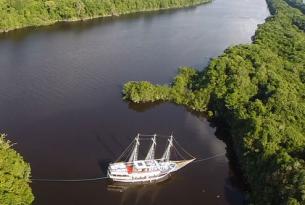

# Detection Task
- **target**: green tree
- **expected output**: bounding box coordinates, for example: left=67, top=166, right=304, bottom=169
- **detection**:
left=0, top=134, right=34, bottom=205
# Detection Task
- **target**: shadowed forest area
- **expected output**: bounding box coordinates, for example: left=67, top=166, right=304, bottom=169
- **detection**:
left=123, top=0, right=305, bottom=204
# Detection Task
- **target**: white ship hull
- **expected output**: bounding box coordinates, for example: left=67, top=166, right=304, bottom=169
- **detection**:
left=107, top=134, right=195, bottom=184
left=108, top=159, right=194, bottom=184
left=109, top=172, right=171, bottom=184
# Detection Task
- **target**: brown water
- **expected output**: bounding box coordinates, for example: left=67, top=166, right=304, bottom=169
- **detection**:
left=0, top=0, right=269, bottom=204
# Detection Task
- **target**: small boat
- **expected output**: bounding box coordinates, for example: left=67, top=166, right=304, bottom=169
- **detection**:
left=107, top=134, right=195, bottom=184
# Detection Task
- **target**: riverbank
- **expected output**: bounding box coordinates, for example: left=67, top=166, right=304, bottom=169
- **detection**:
left=123, top=0, right=305, bottom=204
left=0, top=0, right=211, bottom=33
left=0, top=0, right=271, bottom=204
left=0, top=134, right=33, bottom=205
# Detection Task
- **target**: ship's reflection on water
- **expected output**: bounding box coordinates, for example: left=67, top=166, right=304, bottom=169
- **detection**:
left=107, top=178, right=173, bottom=205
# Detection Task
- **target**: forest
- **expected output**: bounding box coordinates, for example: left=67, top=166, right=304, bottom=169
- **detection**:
left=285, top=0, right=305, bottom=13
left=0, top=0, right=213, bottom=204
left=0, top=0, right=210, bottom=32
left=123, top=0, right=305, bottom=204
left=0, top=134, right=33, bottom=205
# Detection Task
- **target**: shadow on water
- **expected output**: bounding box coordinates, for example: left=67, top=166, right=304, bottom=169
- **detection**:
left=95, top=133, right=128, bottom=175
left=95, top=132, right=136, bottom=175
left=128, top=100, right=208, bottom=120
left=224, top=175, right=246, bottom=205
left=212, top=117, right=250, bottom=204
left=128, top=100, right=248, bottom=203
left=111, top=184, right=162, bottom=205
left=107, top=175, right=178, bottom=205
left=95, top=134, right=117, bottom=158
left=0, top=5, right=199, bottom=43
left=127, top=101, right=164, bottom=112
left=98, top=159, right=112, bottom=176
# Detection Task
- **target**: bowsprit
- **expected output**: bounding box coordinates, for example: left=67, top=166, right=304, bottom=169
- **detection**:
left=107, top=134, right=195, bottom=184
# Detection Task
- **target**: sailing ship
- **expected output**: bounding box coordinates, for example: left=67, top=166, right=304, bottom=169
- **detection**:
left=107, top=134, right=195, bottom=184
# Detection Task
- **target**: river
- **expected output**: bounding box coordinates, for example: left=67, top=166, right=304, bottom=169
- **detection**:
left=0, top=0, right=269, bottom=204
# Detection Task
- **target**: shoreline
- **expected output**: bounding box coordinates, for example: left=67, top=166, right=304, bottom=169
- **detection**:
left=0, top=0, right=211, bottom=34
left=122, top=0, right=305, bottom=203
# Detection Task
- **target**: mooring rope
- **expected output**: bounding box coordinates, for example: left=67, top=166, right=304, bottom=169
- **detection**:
left=31, top=176, right=109, bottom=182
left=31, top=152, right=226, bottom=182
left=193, top=152, right=226, bottom=163
left=172, top=138, right=196, bottom=159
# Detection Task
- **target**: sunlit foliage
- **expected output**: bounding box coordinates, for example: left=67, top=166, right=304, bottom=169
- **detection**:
left=0, top=134, right=33, bottom=205
left=0, top=0, right=211, bottom=32
left=123, top=0, right=305, bottom=204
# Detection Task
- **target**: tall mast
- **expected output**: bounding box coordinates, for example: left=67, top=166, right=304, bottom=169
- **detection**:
left=128, top=134, right=140, bottom=162
left=145, top=134, right=157, bottom=160
left=161, top=135, right=173, bottom=161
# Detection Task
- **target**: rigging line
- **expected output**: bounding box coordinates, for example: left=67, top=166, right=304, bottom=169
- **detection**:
left=155, top=134, right=175, bottom=138
left=31, top=176, right=109, bottom=182
left=139, top=134, right=171, bottom=139
left=173, top=138, right=196, bottom=159
left=138, top=134, right=156, bottom=137
left=115, top=138, right=135, bottom=162
left=117, top=144, right=133, bottom=162
left=31, top=153, right=226, bottom=182
left=192, top=152, right=226, bottom=163
left=116, top=144, right=132, bottom=162
left=172, top=144, right=186, bottom=160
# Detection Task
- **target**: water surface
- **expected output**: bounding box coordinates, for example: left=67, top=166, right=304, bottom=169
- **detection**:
left=0, top=0, right=269, bottom=204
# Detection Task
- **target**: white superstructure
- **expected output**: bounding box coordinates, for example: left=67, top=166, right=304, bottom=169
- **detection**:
left=107, top=134, right=195, bottom=184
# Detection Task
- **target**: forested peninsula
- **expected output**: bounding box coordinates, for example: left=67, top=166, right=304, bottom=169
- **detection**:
left=123, top=0, right=305, bottom=204
left=0, top=0, right=210, bottom=33
left=0, top=134, right=33, bottom=205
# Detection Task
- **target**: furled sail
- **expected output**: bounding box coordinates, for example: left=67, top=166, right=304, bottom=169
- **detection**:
left=108, top=133, right=196, bottom=185
left=161, top=135, right=173, bottom=161
left=128, top=134, right=140, bottom=162
left=145, top=135, right=157, bottom=160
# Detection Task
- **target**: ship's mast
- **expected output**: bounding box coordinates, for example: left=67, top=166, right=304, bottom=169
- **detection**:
left=161, top=135, right=173, bottom=161
left=128, top=134, right=140, bottom=162
left=145, top=134, right=157, bottom=160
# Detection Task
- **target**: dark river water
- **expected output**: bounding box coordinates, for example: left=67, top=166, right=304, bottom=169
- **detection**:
left=0, top=0, right=269, bottom=204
